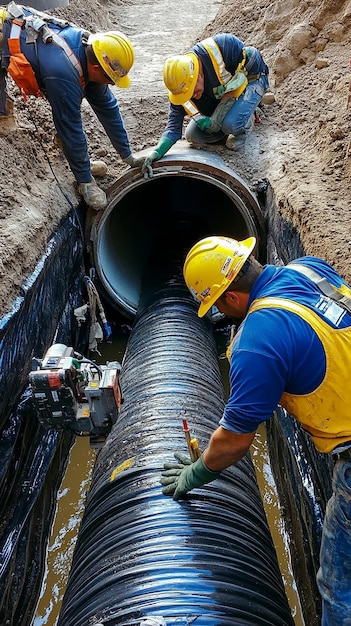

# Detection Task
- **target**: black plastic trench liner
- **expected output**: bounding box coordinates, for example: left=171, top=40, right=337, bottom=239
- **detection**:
left=0, top=214, right=85, bottom=625
left=58, top=218, right=294, bottom=624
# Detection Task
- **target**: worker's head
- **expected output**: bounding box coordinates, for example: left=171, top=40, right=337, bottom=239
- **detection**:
left=163, top=53, right=199, bottom=105
left=87, top=31, right=134, bottom=87
left=183, top=235, right=258, bottom=318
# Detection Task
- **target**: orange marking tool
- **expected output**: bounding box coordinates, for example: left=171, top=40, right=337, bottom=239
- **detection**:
left=182, top=418, right=197, bottom=462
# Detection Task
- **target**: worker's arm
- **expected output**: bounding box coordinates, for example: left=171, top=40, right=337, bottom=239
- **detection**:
left=141, top=103, right=185, bottom=178
left=161, top=427, right=256, bottom=500
left=85, top=83, right=136, bottom=160
left=203, top=426, right=255, bottom=470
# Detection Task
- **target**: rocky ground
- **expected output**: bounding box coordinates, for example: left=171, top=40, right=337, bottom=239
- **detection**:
left=1, top=0, right=351, bottom=317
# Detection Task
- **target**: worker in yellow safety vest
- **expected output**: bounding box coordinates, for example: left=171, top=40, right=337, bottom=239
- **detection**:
left=141, top=33, right=269, bottom=178
left=161, top=235, right=351, bottom=626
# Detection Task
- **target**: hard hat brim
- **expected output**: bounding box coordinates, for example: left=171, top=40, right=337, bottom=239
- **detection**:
left=115, top=74, right=130, bottom=88
left=168, top=53, right=199, bottom=105
left=197, top=236, right=257, bottom=318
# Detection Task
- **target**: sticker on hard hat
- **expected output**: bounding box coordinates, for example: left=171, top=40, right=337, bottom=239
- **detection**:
left=226, top=254, right=245, bottom=280
left=102, top=53, right=127, bottom=77
left=221, top=256, right=232, bottom=275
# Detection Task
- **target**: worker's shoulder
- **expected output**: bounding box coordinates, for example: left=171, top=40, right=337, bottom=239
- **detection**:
left=288, top=255, right=344, bottom=286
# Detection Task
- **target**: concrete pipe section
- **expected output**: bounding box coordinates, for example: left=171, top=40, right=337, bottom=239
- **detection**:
left=89, top=146, right=267, bottom=318
left=58, top=248, right=294, bottom=625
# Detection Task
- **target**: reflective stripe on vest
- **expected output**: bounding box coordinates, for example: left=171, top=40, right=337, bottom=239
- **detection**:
left=287, top=263, right=351, bottom=313
left=247, top=297, right=351, bottom=454
left=51, top=32, right=85, bottom=88
left=182, top=99, right=203, bottom=119
left=201, top=37, right=232, bottom=85
left=8, top=19, right=21, bottom=51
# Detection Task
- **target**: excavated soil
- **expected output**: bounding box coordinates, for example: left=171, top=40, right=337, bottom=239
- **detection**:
left=1, top=0, right=351, bottom=316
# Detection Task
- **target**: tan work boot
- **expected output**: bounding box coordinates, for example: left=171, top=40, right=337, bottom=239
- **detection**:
left=0, top=114, right=18, bottom=135
left=90, top=160, right=108, bottom=177
left=226, top=134, right=246, bottom=151
left=261, top=91, right=275, bottom=105
left=77, top=178, right=107, bottom=211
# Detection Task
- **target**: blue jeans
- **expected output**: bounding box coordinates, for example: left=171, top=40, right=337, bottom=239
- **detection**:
left=185, top=73, right=270, bottom=145
left=316, top=459, right=351, bottom=625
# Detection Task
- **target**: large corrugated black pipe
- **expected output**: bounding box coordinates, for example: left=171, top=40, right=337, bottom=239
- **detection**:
left=58, top=239, right=294, bottom=625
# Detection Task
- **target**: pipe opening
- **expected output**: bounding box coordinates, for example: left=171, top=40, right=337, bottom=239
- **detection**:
left=91, top=149, right=266, bottom=318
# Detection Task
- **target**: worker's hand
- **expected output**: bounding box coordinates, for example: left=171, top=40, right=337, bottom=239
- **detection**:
left=204, top=98, right=236, bottom=134
left=123, top=154, right=145, bottom=169
left=195, top=115, right=212, bottom=131
left=160, top=452, right=221, bottom=500
left=140, top=137, right=175, bottom=179
left=141, top=152, right=158, bottom=179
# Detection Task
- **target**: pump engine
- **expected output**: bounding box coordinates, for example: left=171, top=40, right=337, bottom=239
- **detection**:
left=29, top=344, right=122, bottom=446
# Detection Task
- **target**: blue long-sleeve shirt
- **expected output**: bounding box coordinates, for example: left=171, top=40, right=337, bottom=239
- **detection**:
left=162, top=33, right=269, bottom=144
left=2, top=13, right=132, bottom=181
left=220, top=257, right=351, bottom=434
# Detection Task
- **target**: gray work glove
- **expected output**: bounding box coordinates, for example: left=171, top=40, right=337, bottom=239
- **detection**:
left=160, top=452, right=221, bottom=500
left=141, top=137, right=175, bottom=179
left=123, top=154, right=145, bottom=169
left=77, top=178, right=107, bottom=211
left=141, top=150, right=158, bottom=179
left=195, top=98, right=236, bottom=134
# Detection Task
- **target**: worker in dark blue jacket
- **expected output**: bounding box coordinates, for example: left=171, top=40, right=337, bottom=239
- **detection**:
left=0, top=3, right=143, bottom=210
left=141, top=33, right=269, bottom=178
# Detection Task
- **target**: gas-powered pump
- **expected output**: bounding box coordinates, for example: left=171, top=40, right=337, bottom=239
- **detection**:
left=29, top=343, right=122, bottom=448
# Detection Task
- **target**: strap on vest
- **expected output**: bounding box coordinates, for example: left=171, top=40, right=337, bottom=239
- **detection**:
left=6, top=4, right=86, bottom=92
left=51, top=32, right=85, bottom=88
left=287, top=263, right=351, bottom=314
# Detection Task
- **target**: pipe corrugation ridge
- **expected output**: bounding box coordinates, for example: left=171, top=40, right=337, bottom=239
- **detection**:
left=58, top=263, right=294, bottom=626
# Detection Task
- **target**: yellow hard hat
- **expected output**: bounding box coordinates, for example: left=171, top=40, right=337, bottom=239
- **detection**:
left=88, top=31, right=134, bottom=87
left=183, top=235, right=257, bottom=317
left=163, top=53, right=199, bottom=105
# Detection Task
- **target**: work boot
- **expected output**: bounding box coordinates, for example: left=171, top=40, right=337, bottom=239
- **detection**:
left=0, top=114, right=18, bottom=135
left=77, top=178, right=107, bottom=211
left=261, top=91, right=275, bottom=105
left=90, top=160, right=108, bottom=177
left=225, top=134, right=246, bottom=151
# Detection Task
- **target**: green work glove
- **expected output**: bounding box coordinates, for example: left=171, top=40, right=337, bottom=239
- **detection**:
left=161, top=452, right=221, bottom=500
left=205, top=98, right=236, bottom=134
left=123, top=154, right=145, bottom=168
left=195, top=115, right=212, bottom=131
left=141, top=136, right=174, bottom=179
